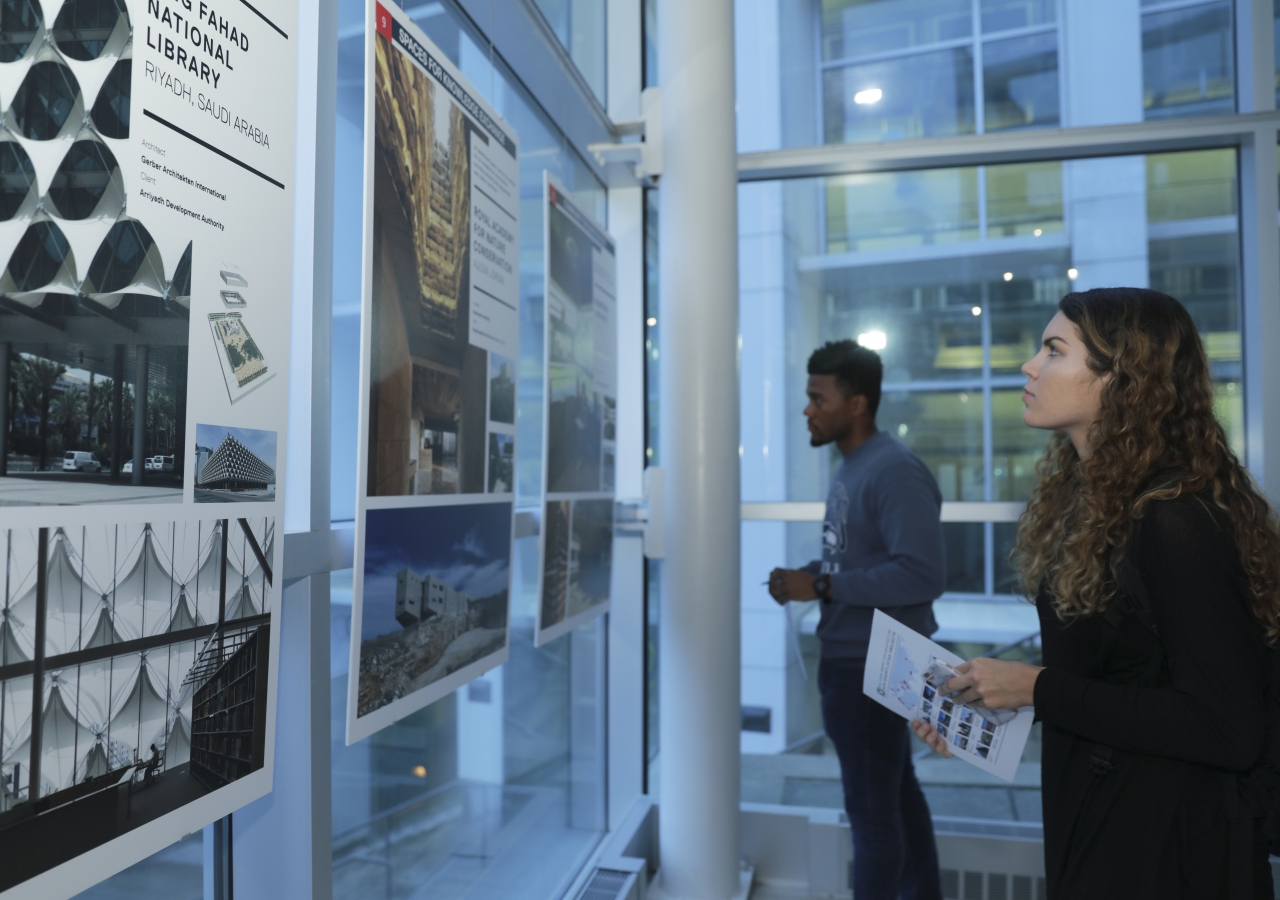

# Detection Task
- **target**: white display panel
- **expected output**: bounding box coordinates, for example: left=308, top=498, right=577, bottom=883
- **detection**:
left=346, top=1, right=520, bottom=746
left=0, top=0, right=297, bottom=895
left=535, top=174, right=616, bottom=647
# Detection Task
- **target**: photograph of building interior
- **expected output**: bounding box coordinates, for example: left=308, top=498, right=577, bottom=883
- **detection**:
left=0, top=517, right=274, bottom=891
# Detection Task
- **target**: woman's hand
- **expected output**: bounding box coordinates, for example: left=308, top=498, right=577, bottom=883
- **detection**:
left=912, top=719, right=952, bottom=757
left=943, top=657, right=1043, bottom=710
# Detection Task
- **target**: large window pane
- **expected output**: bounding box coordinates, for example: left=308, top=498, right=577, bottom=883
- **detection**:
left=993, top=388, right=1050, bottom=501
left=71, top=833, right=203, bottom=899
left=982, top=31, right=1059, bottom=132
left=1142, top=2, right=1234, bottom=119
left=986, top=161, right=1063, bottom=238
left=823, top=48, right=976, bottom=143
left=531, top=0, right=606, bottom=103
left=821, top=0, right=971, bottom=62
left=1146, top=148, right=1236, bottom=223
left=880, top=390, right=984, bottom=501
left=980, top=0, right=1055, bottom=33
left=826, top=168, right=980, bottom=252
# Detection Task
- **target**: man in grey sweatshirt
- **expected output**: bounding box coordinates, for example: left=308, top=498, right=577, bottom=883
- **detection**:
left=769, top=340, right=946, bottom=900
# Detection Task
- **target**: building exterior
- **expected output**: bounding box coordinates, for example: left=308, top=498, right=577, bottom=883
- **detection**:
left=395, top=570, right=470, bottom=627
left=195, top=435, right=275, bottom=492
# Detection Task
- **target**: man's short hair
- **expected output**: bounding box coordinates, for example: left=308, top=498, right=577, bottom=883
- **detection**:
left=807, top=340, right=883, bottom=416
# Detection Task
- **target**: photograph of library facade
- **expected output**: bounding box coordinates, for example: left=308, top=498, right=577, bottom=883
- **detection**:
left=4, top=0, right=1280, bottom=898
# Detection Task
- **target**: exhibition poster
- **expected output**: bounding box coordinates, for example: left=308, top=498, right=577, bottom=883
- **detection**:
left=346, top=1, right=520, bottom=745
left=0, top=0, right=297, bottom=895
left=535, top=174, right=615, bottom=647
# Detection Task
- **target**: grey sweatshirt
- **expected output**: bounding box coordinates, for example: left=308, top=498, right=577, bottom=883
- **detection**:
left=805, top=431, right=946, bottom=660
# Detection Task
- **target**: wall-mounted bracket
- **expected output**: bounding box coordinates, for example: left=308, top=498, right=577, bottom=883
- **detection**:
left=588, top=87, right=663, bottom=187
left=615, top=466, right=665, bottom=559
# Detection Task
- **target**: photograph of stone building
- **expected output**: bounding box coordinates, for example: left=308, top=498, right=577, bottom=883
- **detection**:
left=0, top=517, right=275, bottom=890
left=367, top=30, right=486, bottom=498
left=356, top=502, right=510, bottom=719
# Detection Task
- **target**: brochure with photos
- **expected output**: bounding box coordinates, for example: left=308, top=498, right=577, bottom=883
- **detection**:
left=863, top=609, right=1034, bottom=782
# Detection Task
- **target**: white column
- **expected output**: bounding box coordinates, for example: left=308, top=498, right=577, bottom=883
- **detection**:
left=1234, top=0, right=1280, bottom=500
left=457, top=670, right=504, bottom=783
left=1061, top=0, right=1147, bottom=292
left=657, top=0, right=741, bottom=894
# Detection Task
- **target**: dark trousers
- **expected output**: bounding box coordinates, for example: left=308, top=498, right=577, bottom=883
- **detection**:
left=819, top=657, right=943, bottom=900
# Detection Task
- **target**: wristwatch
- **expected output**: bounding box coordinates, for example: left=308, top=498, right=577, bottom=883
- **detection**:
left=813, top=573, right=832, bottom=600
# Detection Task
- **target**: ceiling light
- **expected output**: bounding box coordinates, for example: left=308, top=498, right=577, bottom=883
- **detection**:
left=857, top=330, right=887, bottom=350
left=1067, top=268, right=1079, bottom=280
left=646, top=317, right=657, bottom=326
left=1033, top=228, right=1042, bottom=237
left=1003, top=272, right=1013, bottom=282
left=853, top=88, right=883, bottom=105
left=971, top=306, right=982, bottom=316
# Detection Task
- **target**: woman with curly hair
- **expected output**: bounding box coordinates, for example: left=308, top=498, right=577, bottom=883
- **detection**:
left=912, top=287, right=1280, bottom=898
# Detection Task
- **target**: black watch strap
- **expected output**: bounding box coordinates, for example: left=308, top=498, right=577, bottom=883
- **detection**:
left=813, top=573, right=832, bottom=600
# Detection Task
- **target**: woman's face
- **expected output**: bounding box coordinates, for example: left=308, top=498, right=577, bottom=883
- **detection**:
left=1021, top=312, right=1108, bottom=456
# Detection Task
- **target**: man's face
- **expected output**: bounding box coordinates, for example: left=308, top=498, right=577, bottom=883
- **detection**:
left=804, top=374, right=860, bottom=447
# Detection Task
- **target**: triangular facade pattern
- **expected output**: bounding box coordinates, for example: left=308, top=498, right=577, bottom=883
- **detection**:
left=196, top=435, right=275, bottom=491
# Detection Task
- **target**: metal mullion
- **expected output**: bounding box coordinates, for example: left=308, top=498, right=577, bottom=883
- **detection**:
left=980, top=283, right=994, bottom=597
left=819, top=35, right=977, bottom=71
left=882, top=374, right=1025, bottom=393
left=978, top=23, right=1059, bottom=44
left=737, top=111, right=1280, bottom=182
left=972, top=0, right=985, bottom=135
left=1140, top=0, right=1227, bottom=14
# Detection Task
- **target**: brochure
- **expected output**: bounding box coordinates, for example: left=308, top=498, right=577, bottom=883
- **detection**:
left=863, top=609, right=1034, bottom=782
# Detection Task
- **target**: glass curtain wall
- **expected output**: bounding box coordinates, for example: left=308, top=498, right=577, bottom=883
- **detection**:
left=531, top=0, right=607, bottom=103
left=737, top=149, right=1244, bottom=822
left=733, top=0, right=1247, bottom=829
left=328, top=2, right=609, bottom=898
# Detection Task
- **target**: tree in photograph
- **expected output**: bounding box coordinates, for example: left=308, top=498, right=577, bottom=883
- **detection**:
left=15, top=356, right=42, bottom=437
left=147, top=389, right=174, bottom=453
left=51, top=388, right=85, bottom=452
left=90, top=377, right=112, bottom=452
left=28, top=358, right=66, bottom=470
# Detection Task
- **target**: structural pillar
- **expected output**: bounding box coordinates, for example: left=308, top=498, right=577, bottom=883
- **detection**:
left=0, top=342, right=10, bottom=477
left=110, top=346, right=124, bottom=479
left=657, top=0, right=741, bottom=895
left=28, top=528, right=47, bottom=802
left=131, top=345, right=148, bottom=486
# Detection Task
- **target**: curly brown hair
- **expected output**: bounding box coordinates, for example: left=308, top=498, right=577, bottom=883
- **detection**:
left=1014, top=288, right=1280, bottom=644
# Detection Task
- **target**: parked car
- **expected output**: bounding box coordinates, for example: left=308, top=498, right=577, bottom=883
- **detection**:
left=122, top=460, right=133, bottom=474
left=161, top=455, right=175, bottom=473
left=63, top=451, right=102, bottom=472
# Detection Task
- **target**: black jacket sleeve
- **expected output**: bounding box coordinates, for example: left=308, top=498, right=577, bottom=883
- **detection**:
left=1033, top=497, right=1267, bottom=771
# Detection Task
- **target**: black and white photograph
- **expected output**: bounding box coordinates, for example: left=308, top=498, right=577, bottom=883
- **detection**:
left=1, top=339, right=189, bottom=507
left=0, top=518, right=275, bottom=891
left=193, top=425, right=277, bottom=503
left=355, top=503, right=511, bottom=720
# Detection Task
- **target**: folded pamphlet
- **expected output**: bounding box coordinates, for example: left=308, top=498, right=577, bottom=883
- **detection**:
left=863, top=609, right=1034, bottom=782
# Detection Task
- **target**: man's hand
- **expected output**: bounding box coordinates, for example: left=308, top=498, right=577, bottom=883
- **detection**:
left=768, top=568, right=818, bottom=604
left=942, top=657, right=1043, bottom=710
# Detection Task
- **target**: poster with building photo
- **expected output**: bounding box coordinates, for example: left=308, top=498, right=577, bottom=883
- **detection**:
left=0, top=0, right=297, bottom=895
left=535, top=175, right=616, bottom=647
left=347, top=2, right=520, bottom=744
